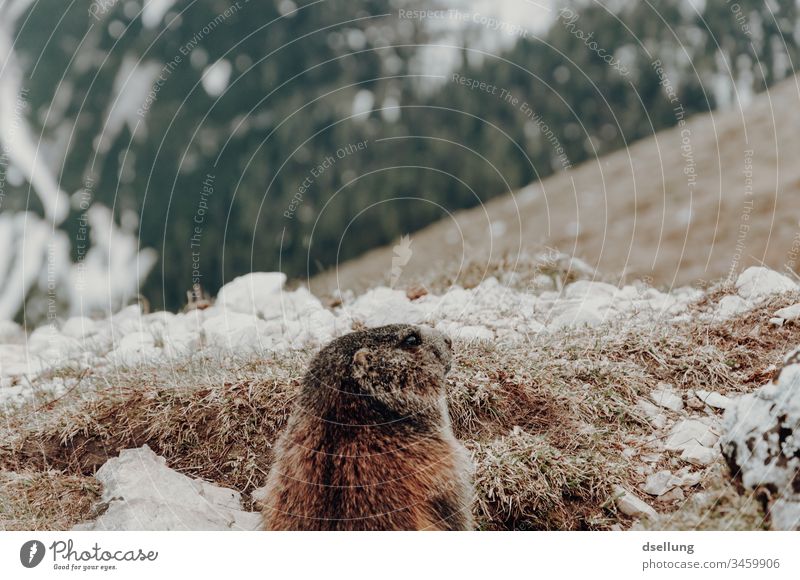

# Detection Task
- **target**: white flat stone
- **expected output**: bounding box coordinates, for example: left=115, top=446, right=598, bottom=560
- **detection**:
left=650, top=384, right=683, bottom=412
left=642, top=470, right=682, bottom=496
left=665, top=419, right=718, bottom=451
left=74, top=445, right=260, bottom=531
left=613, top=485, right=657, bottom=519
left=680, top=443, right=718, bottom=466
left=694, top=390, right=733, bottom=410
left=736, top=267, right=796, bottom=301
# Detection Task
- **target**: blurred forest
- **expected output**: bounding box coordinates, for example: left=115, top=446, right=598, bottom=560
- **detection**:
left=4, top=0, right=798, bottom=311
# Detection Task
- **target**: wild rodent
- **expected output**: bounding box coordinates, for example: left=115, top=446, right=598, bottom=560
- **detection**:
left=261, top=323, right=474, bottom=530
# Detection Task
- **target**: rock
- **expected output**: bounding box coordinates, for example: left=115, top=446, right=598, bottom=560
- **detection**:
left=563, top=280, right=618, bottom=300
left=613, top=485, right=657, bottom=519
left=346, top=287, right=426, bottom=326
left=436, top=321, right=494, bottom=342
left=715, top=295, right=750, bottom=319
left=675, top=468, right=702, bottom=487
left=549, top=299, right=609, bottom=329
left=201, top=311, right=276, bottom=353
left=642, top=470, right=682, bottom=496
left=636, top=399, right=668, bottom=429
left=694, top=390, right=733, bottom=410
left=61, top=317, right=97, bottom=338
left=774, top=303, right=800, bottom=324
left=217, top=272, right=287, bottom=315
left=0, top=320, right=24, bottom=343
left=735, top=267, right=796, bottom=301
left=656, top=487, right=685, bottom=503
left=74, top=446, right=261, bottom=531
left=680, top=443, right=718, bottom=466
left=650, top=384, right=683, bottom=412
left=640, top=453, right=663, bottom=463
left=770, top=500, right=800, bottom=531
left=685, top=391, right=706, bottom=410
left=108, top=331, right=160, bottom=365
left=721, top=346, right=800, bottom=530
left=665, top=419, right=718, bottom=451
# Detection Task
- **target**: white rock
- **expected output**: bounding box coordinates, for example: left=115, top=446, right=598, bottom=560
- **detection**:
left=656, top=487, right=685, bottom=503
left=721, top=346, right=800, bottom=530
left=735, top=267, right=796, bottom=301
left=549, top=299, right=609, bottom=329
left=770, top=500, right=800, bottom=531
left=694, top=390, right=733, bottom=410
left=680, top=443, right=718, bottom=466
left=74, top=445, right=261, bottom=531
left=202, top=311, right=277, bottom=353
left=345, top=287, right=425, bottom=326
left=217, top=272, right=287, bottom=316
left=563, top=280, right=618, bottom=300
left=61, top=317, right=97, bottom=338
left=774, top=303, right=800, bottom=323
left=665, top=419, right=718, bottom=451
left=108, top=331, right=161, bottom=365
left=675, top=467, right=702, bottom=488
left=613, top=485, right=657, bottom=519
left=0, top=320, right=24, bottom=343
left=636, top=399, right=667, bottom=429
left=715, top=295, right=750, bottom=319
left=436, top=321, right=494, bottom=342
left=642, top=470, right=682, bottom=496
left=650, top=384, right=683, bottom=412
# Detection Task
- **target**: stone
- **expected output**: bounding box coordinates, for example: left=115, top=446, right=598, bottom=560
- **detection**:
left=774, top=303, right=800, bottom=324
left=74, top=445, right=260, bottom=531
left=770, top=500, right=800, bottom=531
left=650, top=384, right=683, bottom=412
left=0, top=320, right=24, bottom=343
left=715, top=295, right=750, bottom=319
left=613, top=485, right=657, bottom=519
left=694, top=390, right=733, bottom=410
left=61, top=317, right=97, bottom=338
left=636, top=399, right=667, bottom=429
left=656, top=487, right=685, bottom=503
left=642, top=470, right=682, bottom=496
left=735, top=267, right=796, bottom=301
left=680, top=443, right=718, bottom=466
left=563, top=280, right=618, bottom=300
left=665, top=419, right=718, bottom=451
left=675, top=468, right=702, bottom=488
left=721, top=346, right=800, bottom=530
left=217, top=272, right=287, bottom=315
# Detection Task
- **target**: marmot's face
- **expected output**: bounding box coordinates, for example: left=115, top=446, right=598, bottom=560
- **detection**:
left=352, top=324, right=452, bottom=378
left=323, top=324, right=453, bottom=415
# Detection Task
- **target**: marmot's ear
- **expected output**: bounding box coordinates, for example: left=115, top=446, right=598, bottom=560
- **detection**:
left=352, top=348, right=374, bottom=379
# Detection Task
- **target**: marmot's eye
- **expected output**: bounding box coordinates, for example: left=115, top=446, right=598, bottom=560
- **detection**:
left=401, top=333, right=421, bottom=348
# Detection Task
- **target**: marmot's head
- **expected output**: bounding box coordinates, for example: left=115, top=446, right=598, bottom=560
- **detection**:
left=303, top=324, right=453, bottom=422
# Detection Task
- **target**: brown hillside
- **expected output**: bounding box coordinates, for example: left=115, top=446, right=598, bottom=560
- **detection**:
left=311, top=76, right=800, bottom=295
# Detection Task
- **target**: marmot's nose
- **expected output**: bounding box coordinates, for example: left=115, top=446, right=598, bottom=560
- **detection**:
left=420, top=327, right=453, bottom=372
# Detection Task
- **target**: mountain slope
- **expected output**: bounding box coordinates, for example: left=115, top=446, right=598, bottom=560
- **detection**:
left=311, top=75, right=800, bottom=296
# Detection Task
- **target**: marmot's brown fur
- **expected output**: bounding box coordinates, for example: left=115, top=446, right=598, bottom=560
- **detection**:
left=261, top=324, right=475, bottom=530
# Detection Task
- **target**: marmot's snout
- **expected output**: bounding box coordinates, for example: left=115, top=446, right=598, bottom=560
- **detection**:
left=421, top=326, right=453, bottom=373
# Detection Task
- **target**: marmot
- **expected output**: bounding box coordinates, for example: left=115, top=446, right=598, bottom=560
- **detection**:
left=261, top=324, right=475, bottom=530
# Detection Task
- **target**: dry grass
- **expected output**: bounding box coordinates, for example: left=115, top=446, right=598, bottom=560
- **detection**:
left=641, top=464, right=769, bottom=531
left=0, top=470, right=101, bottom=531
left=2, top=280, right=799, bottom=530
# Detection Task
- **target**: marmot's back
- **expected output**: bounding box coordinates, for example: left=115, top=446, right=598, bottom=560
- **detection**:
left=261, top=324, right=475, bottom=531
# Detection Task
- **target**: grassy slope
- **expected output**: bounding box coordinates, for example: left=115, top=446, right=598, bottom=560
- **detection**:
left=2, top=281, right=798, bottom=531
